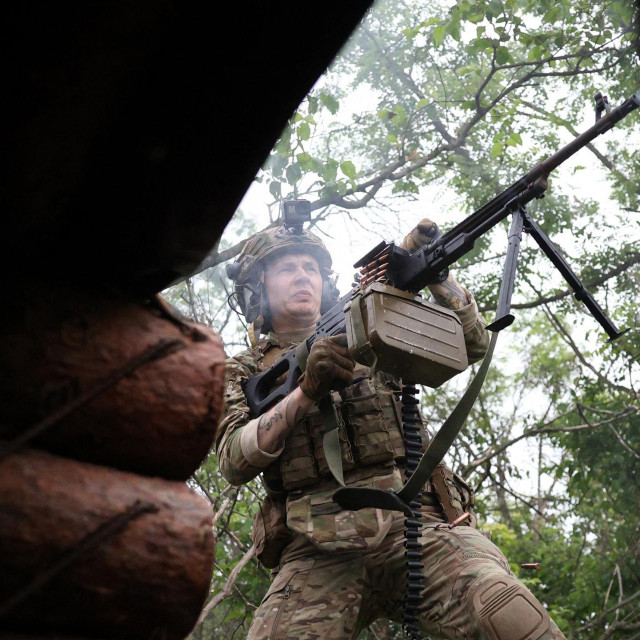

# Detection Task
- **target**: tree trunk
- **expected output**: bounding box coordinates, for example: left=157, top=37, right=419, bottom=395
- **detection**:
left=0, top=284, right=225, bottom=480
left=0, top=448, right=214, bottom=640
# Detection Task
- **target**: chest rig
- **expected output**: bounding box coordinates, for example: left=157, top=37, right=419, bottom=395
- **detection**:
left=257, top=340, right=414, bottom=493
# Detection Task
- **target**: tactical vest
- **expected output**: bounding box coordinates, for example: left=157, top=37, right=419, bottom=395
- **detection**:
left=259, top=337, right=416, bottom=493
left=250, top=336, right=477, bottom=567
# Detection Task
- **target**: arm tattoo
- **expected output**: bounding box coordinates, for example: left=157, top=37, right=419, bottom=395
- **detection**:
left=429, top=275, right=470, bottom=310
left=286, top=396, right=306, bottom=426
left=257, top=409, right=283, bottom=432
left=257, top=393, right=304, bottom=432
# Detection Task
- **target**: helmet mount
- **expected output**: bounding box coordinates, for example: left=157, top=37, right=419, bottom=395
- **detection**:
left=282, top=199, right=311, bottom=235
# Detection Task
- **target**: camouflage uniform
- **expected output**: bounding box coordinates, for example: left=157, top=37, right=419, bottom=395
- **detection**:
left=216, top=293, right=567, bottom=640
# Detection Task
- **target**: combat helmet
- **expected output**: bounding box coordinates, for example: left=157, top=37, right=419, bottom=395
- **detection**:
left=226, top=200, right=339, bottom=335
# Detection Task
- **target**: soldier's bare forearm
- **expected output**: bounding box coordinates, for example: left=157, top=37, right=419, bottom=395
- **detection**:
left=256, top=387, right=314, bottom=453
left=427, top=273, right=471, bottom=310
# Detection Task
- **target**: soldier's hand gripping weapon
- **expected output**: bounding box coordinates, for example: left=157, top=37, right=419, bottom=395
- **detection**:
left=243, top=90, right=639, bottom=514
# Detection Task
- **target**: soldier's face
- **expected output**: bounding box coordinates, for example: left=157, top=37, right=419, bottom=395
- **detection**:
left=264, top=252, right=323, bottom=329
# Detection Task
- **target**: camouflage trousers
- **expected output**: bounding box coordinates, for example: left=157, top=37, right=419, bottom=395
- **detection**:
left=247, top=520, right=567, bottom=640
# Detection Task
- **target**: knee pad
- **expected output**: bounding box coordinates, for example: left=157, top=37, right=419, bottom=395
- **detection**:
left=472, top=575, right=551, bottom=640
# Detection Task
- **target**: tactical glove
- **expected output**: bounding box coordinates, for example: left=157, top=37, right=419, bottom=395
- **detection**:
left=401, top=218, right=448, bottom=284
left=401, top=217, right=442, bottom=252
left=298, top=335, right=355, bottom=401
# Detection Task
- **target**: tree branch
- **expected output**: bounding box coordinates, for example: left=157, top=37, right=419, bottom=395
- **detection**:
left=573, top=589, right=640, bottom=633
left=196, top=544, right=257, bottom=628
left=519, top=99, right=634, bottom=187
left=460, top=408, right=636, bottom=476
left=540, top=304, right=632, bottom=395
left=479, top=251, right=640, bottom=313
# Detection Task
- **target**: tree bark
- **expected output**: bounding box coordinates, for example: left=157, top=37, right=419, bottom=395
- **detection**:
left=0, top=284, right=225, bottom=480
left=0, top=448, right=214, bottom=640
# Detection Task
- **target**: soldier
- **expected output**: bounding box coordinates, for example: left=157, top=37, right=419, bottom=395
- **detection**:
left=218, top=217, right=567, bottom=640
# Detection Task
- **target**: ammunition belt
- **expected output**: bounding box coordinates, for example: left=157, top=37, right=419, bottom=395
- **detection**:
left=400, top=382, right=426, bottom=640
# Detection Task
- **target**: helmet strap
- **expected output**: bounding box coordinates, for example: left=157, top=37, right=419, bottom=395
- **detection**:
left=248, top=320, right=260, bottom=348
left=259, top=280, right=272, bottom=334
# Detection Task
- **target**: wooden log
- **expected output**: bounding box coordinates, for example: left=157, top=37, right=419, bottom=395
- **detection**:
left=0, top=448, right=214, bottom=640
left=0, top=284, right=225, bottom=479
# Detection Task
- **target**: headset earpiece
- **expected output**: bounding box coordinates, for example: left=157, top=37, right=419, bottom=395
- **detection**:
left=320, top=274, right=340, bottom=313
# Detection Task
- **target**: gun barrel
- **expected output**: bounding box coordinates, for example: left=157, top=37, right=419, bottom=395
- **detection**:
left=539, top=92, right=640, bottom=176
left=398, top=91, right=640, bottom=291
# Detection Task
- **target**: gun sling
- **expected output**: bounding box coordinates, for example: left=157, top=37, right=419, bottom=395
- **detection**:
left=316, top=291, right=375, bottom=491
left=318, top=396, right=347, bottom=487
left=331, top=331, right=498, bottom=516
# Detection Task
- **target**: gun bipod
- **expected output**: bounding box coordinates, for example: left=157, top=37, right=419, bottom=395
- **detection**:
left=486, top=203, right=627, bottom=341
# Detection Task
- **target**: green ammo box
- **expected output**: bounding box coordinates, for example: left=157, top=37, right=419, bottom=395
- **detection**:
left=345, top=282, right=468, bottom=388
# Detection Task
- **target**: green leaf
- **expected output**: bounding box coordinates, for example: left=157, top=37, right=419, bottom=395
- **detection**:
left=296, top=152, right=311, bottom=164
left=307, top=95, right=319, bottom=114
left=417, top=98, right=431, bottom=109
left=269, top=180, right=281, bottom=199
left=335, top=180, right=348, bottom=195
left=490, top=141, right=504, bottom=158
left=495, top=46, right=511, bottom=65
left=446, top=18, right=461, bottom=41
left=468, top=36, right=493, bottom=54
left=528, top=44, right=544, bottom=61
left=319, top=92, right=339, bottom=114
left=433, top=24, right=446, bottom=47
left=297, top=122, right=310, bottom=141
left=274, top=130, right=291, bottom=156
left=285, top=163, right=301, bottom=184
left=392, top=104, right=407, bottom=124
left=488, top=0, right=502, bottom=16
left=323, top=160, right=338, bottom=182
left=298, top=155, right=315, bottom=171
left=340, top=160, right=357, bottom=180
left=543, top=6, right=562, bottom=23
left=310, top=158, right=324, bottom=175
left=392, top=179, right=419, bottom=194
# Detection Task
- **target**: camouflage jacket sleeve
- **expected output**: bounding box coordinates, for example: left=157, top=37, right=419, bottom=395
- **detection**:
left=447, top=286, right=490, bottom=365
left=215, top=349, right=285, bottom=486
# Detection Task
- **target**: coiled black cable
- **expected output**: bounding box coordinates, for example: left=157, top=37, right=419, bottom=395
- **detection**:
left=401, top=382, right=425, bottom=640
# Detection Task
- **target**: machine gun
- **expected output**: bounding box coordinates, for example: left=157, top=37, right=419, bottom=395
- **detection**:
left=245, top=90, right=639, bottom=420
left=244, top=90, right=639, bottom=640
